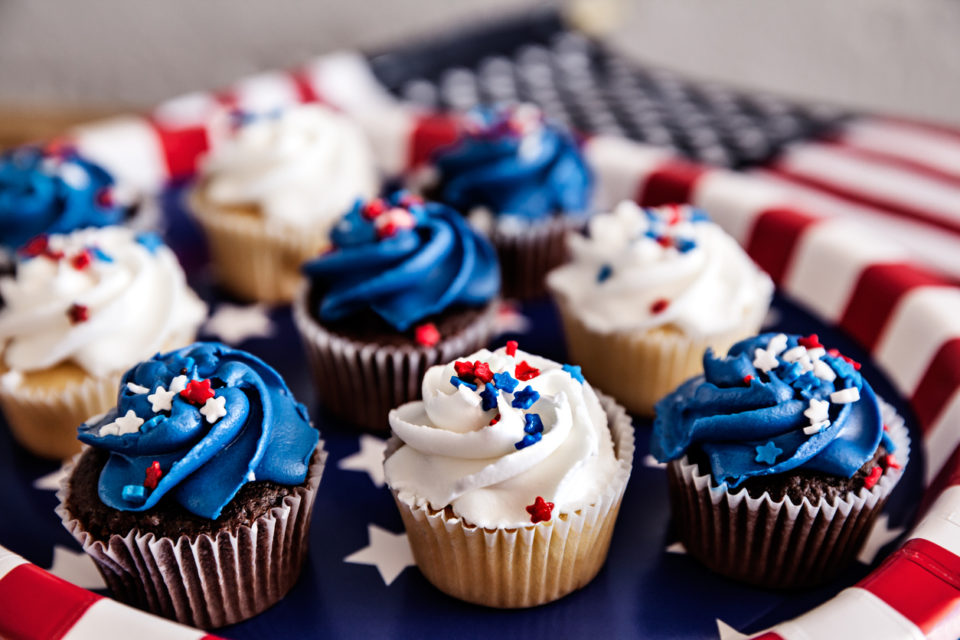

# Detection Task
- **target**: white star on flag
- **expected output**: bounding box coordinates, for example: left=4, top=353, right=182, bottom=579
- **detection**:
left=98, top=410, right=143, bottom=437
left=339, top=435, right=388, bottom=488
left=857, top=513, right=905, bottom=564
left=204, top=303, right=274, bottom=344
left=642, top=454, right=666, bottom=469
left=344, top=524, right=415, bottom=586
left=33, top=467, right=67, bottom=491
left=47, top=545, right=106, bottom=590
left=716, top=619, right=750, bottom=640
left=665, top=541, right=686, bottom=554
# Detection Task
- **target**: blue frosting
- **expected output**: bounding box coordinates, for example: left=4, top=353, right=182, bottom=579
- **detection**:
left=302, top=191, right=500, bottom=331
left=432, top=106, right=592, bottom=221
left=0, top=145, right=127, bottom=250
left=651, top=333, right=885, bottom=487
left=78, top=342, right=319, bottom=520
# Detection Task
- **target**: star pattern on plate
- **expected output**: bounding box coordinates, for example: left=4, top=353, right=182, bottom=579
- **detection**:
left=47, top=545, right=106, bottom=591
left=857, top=513, right=905, bottom=564
left=715, top=619, right=750, bottom=640
left=33, top=467, right=67, bottom=491
left=492, top=300, right=531, bottom=336
left=642, top=454, right=666, bottom=469
left=344, top=524, right=415, bottom=586
left=338, top=435, right=387, bottom=488
left=665, top=541, right=686, bottom=554
left=203, top=303, right=274, bottom=345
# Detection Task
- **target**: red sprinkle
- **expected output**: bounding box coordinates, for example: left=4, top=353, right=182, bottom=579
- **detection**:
left=650, top=298, right=669, bottom=314
left=19, top=235, right=50, bottom=258
left=827, top=348, right=861, bottom=370
left=505, top=340, right=518, bottom=357
left=667, top=204, right=682, bottom=225
left=863, top=466, right=883, bottom=490
left=95, top=187, right=114, bottom=208
left=515, top=360, right=540, bottom=381
left=798, top=333, right=822, bottom=349
left=67, top=303, right=89, bottom=324
left=180, top=379, right=215, bottom=406
left=399, top=193, right=423, bottom=207
left=743, top=375, right=754, bottom=384
left=473, top=361, right=494, bottom=384
left=362, top=198, right=387, bottom=220
left=454, top=361, right=475, bottom=379
left=883, top=424, right=889, bottom=432
left=144, top=461, right=163, bottom=490
left=414, top=322, right=440, bottom=347
left=885, top=454, right=901, bottom=470
left=489, top=414, right=500, bottom=426
left=526, top=496, right=555, bottom=524
left=70, top=249, right=93, bottom=270
left=656, top=236, right=673, bottom=248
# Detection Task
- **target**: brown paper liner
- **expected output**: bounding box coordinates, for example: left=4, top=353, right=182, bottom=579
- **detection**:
left=292, top=286, right=498, bottom=434
left=491, top=216, right=586, bottom=299
left=387, top=392, right=635, bottom=608
left=551, top=292, right=768, bottom=416
left=56, top=445, right=327, bottom=629
left=667, top=401, right=910, bottom=589
left=189, top=189, right=331, bottom=304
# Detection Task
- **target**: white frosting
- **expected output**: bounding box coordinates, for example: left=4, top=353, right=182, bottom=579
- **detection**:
left=384, top=346, right=619, bottom=528
left=546, top=201, right=773, bottom=338
left=0, top=227, right=207, bottom=377
left=201, top=104, right=378, bottom=231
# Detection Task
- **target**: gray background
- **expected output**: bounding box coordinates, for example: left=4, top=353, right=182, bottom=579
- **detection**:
left=0, top=0, right=957, bottom=124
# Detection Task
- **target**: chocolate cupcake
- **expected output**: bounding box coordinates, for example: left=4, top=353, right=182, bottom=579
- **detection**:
left=56, top=342, right=325, bottom=628
left=651, top=332, right=909, bottom=588
left=428, top=104, right=592, bottom=298
left=293, top=191, right=500, bottom=433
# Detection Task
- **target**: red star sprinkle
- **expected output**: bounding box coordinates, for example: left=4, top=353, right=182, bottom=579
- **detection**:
left=827, top=348, right=861, bottom=370
left=375, top=209, right=417, bottom=239
left=70, top=249, right=93, bottom=270
left=67, top=303, right=89, bottom=324
left=180, top=379, right=215, bottom=405
left=96, top=188, right=114, bottom=208
left=414, top=322, right=440, bottom=347
left=526, top=496, right=555, bottom=524
left=144, top=461, right=163, bottom=490
left=362, top=198, right=387, bottom=220
left=656, top=236, right=673, bottom=248
left=505, top=340, right=518, bottom=357
left=454, top=360, right=475, bottom=379
left=885, top=454, right=901, bottom=470
left=515, top=360, right=540, bottom=381
left=473, top=361, right=494, bottom=384
left=19, top=235, right=49, bottom=258
left=883, top=424, right=889, bottom=432
left=863, top=466, right=883, bottom=490
left=650, top=298, right=669, bottom=314
left=489, top=413, right=500, bottom=425
left=743, top=375, right=754, bottom=384
left=798, top=334, right=822, bottom=349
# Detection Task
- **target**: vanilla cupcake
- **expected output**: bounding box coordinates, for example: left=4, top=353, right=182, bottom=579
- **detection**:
left=547, top=202, right=773, bottom=415
left=384, top=342, right=634, bottom=607
left=0, top=227, right=207, bottom=458
left=190, top=104, right=379, bottom=302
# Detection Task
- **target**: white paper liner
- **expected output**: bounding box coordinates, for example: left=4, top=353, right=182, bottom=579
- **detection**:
left=56, top=444, right=327, bottom=629
left=292, top=284, right=498, bottom=433
left=490, top=215, right=586, bottom=299
left=668, top=400, right=910, bottom=588
left=386, top=392, right=635, bottom=607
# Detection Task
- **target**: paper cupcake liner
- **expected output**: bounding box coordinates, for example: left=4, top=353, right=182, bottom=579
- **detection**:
left=292, top=286, right=498, bottom=433
left=387, top=392, right=635, bottom=608
left=491, top=216, right=586, bottom=300
left=56, top=444, right=327, bottom=629
left=667, top=401, right=910, bottom=589
left=189, top=190, right=331, bottom=304
left=552, top=294, right=768, bottom=416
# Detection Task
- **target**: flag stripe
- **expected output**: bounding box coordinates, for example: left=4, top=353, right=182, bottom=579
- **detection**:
left=0, top=564, right=102, bottom=640
left=636, top=159, right=706, bottom=207
left=744, top=207, right=819, bottom=284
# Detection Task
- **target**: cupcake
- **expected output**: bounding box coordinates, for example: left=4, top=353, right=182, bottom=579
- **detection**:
left=428, top=103, right=592, bottom=298
left=384, top=342, right=634, bottom=607
left=651, top=332, right=909, bottom=588
left=547, top=201, right=773, bottom=415
left=56, top=342, right=325, bottom=628
left=293, top=190, right=500, bottom=433
left=0, top=227, right=207, bottom=458
left=190, top=104, right=379, bottom=303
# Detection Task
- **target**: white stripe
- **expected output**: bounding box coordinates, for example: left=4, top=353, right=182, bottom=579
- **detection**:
left=61, top=599, right=207, bottom=640
left=583, top=136, right=669, bottom=211
left=777, top=144, right=960, bottom=227
left=70, top=116, right=168, bottom=194
left=921, top=389, right=960, bottom=485
left=0, top=546, right=27, bottom=581
left=773, top=587, right=924, bottom=640
left=153, top=91, right=220, bottom=128
left=691, top=170, right=785, bottom=245
left=842, top=119, right=960, bottom=180
left=873, top=286, right=960, bottom=396
left=232, top=71, right=301, bottom=113
left=783, top=218, right=909, bottom=323
left=909, top=484, right=960, bottom=555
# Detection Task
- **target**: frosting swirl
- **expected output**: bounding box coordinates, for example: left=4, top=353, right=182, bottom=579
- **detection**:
left=77, top=342, right=319, bottom=519
left=302, top=191, right=500, bottom=331
left=384, top=345, right=618, bottom=528
left=547, top=202, right=773, bottom=338
left=0, top=227, right=207, bottom=377
left=0, top=145, right=128, bottom=250
left=432, top=104, right=592, bottom=222
left=200, top=104, right=378, bottom=231
left=651, top=332, right=888, bottom=486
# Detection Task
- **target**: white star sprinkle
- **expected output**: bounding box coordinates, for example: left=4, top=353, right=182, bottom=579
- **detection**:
left=804, top=398, right=830, bottom=424
left=200, top=395, right=227, bottom=424
left=813, top=359, right=837, bottom=382
left=344, top=524, right=415, bottom=586
left=147, top=375, right=188, bottom=412
left=203, top=303, right=274, bottom=344
left=831, top=387, right=861, bottom=404
left=98, top=410, right=144, bottom=437
left=752, top=348, right=779, bottom=373
left=807, top=347, right=826, bottom=360
left=781, top=346, right=808, bottom=363
left=126, top=382, right=150, bottom=394
left=767, top=333, right=788, bottom=356
left=339, top=435, right=388, bottom=487
left=803, top=422, right=830, bottom=436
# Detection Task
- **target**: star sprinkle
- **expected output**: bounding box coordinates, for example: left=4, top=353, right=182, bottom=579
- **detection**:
left=126, top=382, right=149, bottom=394
left=863, top=466, right=883, bottom=490
left=67, top=303, right=89, bottom=325
left=831, top=387, right=861, bottom=404
left=505, top=340, right=518, bottom=357
left=147, top=376, right=187, bottom=413
left=98, top=410, right=144, bottom=437
left=767, top=333, right=788, bottom=356
left=885, top=454, right=901, bottom=470
left=515, top=360, right=540, bottom=381
left=812, top=359, right=837, bottom=382
left=450, top=376, right=477, bottom=391
left=200, top=395, right=227, bottom=424
left=515, top=432, right=542, bottom=449
left=755, top=441, right=782, bottom=465
left=798, top=334, right=822, bottom=349
left=493, top=371, right=519, bottom=393
left=361, top=198, right=388, bottom=220
left=781, top=346, right=808, bottom=363
left=144, top=461, right=163, bottom=490
left=180, top=378, right=215, bottom=405
left=743, top=375, right=754, bottom=385
left=375, top=208, right=417, bottom=239
left=19, top=234, right=50, bottom=258
left=524, top=413, right=544, bottom=435
left=752, top=348, right=779, bottom=373
left=70, top=249, right=93, bottom=270
left=511, top=386, right=540, bottom=410
left=803, top=398, right=830, bottom=435
left=414, top=322, right=440, bottom=347
left=650, top=298, right=669, bottom=314
left=828, top=348, right=861, bottom=370
left=562, top=364, right=584, bottom=384
left=526, top=496, right=554, bottom=524
left=480, top=383, right=499, bottom=411
left=596, top=264, right=613, bottom=283
left=135, top=231, right=164, bottom=253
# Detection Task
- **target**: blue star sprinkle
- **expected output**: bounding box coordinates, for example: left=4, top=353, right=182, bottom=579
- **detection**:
left=493, top=371, right=519, bottom=393
left=450, top=376, right=477, bottom=392
left=524, top=413, right=544, bottom=435
left=89, top=246, right=114, bottom=263
left=779, top=362, right=802, bottom=384
left=755, top=441, right=782, bottom=466
left=480, top=382, right=499, bottom=411
left=674, top=237, right=696, bottom=253
left=562, top=364, right=584, bottom=384
left=596, top=264, right=613, bottom=283
left=515, top=432, right=542, bottom=450
left=135, top=232, right=164, bottom=253
left=511, top=386, right=540, bottom=410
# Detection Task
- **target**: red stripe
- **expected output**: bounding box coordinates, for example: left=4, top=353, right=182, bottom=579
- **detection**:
left=749, top=634, right=785, bottom=640
left=150, top=121, right=210, bottom=181
left=744, top=207, right=819, bottom=284
left=858, top=538, right=960, bottom=634
left=212, top=89, right=237, bottom=109
left=409, top=114, right=459, bottom=169
left=288, top=69, right=322, bottom=104
left=635, top=160, right=706, bottom=207
left=826, top=138, right=960, bottom=186
left=882, top=116, right=960, bottom=147
left=838, top=263, right=954, bottom=352
left=911, top=338, right=960, bottom=434
left=0, top=564, right=102, bottom=640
